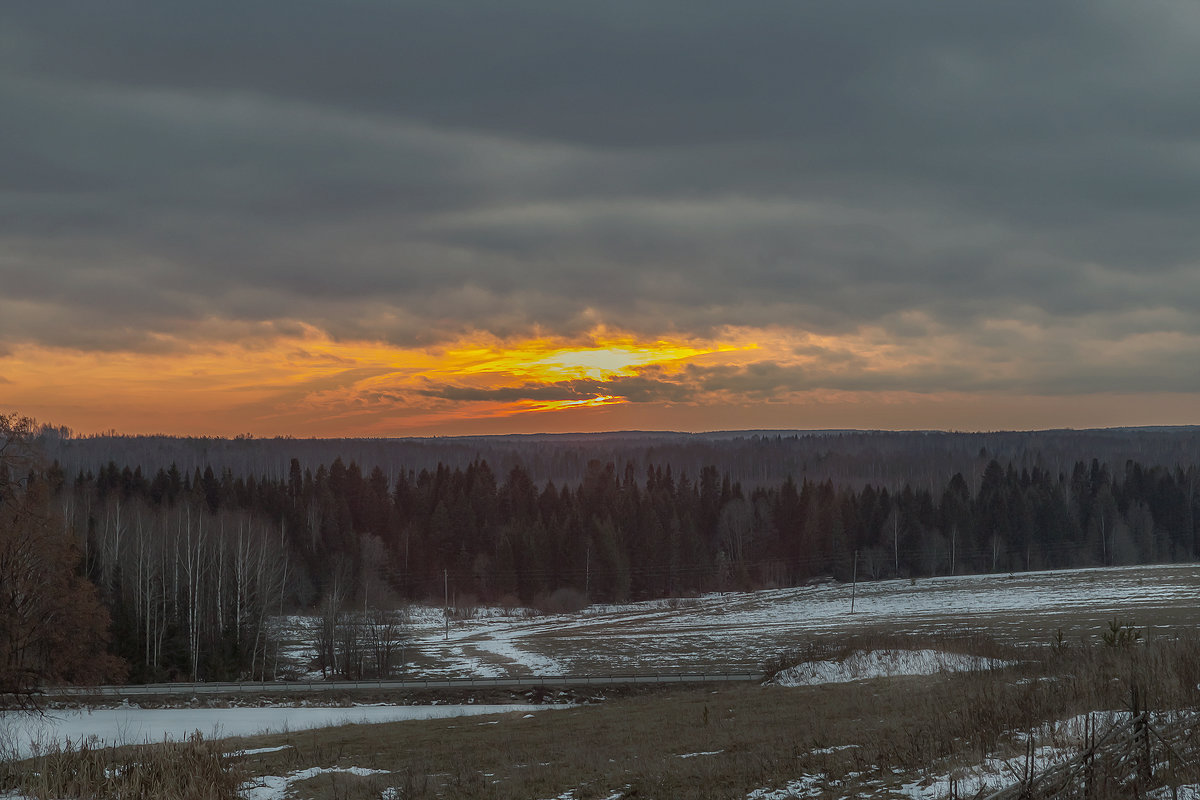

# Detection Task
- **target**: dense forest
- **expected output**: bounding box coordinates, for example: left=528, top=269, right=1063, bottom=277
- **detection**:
left=4, top=420, right=1200, bottom=687
left=67, top=451, right=1199, bottom=681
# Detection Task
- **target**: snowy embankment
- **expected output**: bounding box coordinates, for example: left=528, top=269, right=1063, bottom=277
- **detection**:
left=0, top=704, right=554, bottom=760
left=769, top=649, right=1010, bottom=687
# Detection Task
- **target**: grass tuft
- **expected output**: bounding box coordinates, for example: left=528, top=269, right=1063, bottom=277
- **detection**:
left=0, top=731, right=244, bottom=800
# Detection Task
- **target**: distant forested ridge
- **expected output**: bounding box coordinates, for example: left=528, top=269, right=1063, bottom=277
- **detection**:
left=40, top=426, right=1200, bottom=490
left=37, top=427, right=1198, bottom=683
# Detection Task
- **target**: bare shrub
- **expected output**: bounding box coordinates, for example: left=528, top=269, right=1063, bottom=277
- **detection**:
left=496, top=594, right=527, bottom=616
left=534, top=588, right=589, bottom=615
left=364, top=605, right=409, bottom=678
left=450, top=593, right=480, bottom=620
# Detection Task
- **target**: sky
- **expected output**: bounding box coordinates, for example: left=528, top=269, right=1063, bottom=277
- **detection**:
left=2, top=1, right=1199, bottom=437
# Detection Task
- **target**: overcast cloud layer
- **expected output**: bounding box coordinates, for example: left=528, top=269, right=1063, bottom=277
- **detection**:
left=3, top=1, right=1200, bottom=431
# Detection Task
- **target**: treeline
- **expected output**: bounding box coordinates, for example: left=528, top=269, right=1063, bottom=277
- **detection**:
left=41, top=426, right=1200, bottom=493
left=57, top=452, right=1200, bottom=682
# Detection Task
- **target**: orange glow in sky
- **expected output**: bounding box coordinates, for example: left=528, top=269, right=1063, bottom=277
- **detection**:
left=4, top=320, right=1198, bottom=437
left=436, top=331, right=738, bottom=381
left=0, top=325, right=756, bottom=436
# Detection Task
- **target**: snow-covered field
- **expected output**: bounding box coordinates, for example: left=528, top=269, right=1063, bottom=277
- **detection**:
left=0, top=704, right=554, bottom=760
left=278, top=562, right=1200, bottom=679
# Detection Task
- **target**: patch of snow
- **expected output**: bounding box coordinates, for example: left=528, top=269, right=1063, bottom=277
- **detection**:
left=676, top=749, right=724, bottom=758
left=745, top=774, right=824, bottom=799
left=241, top=766, right=389, bottom=800
left=474, top=633, right=563, bottom=674
left=771, top=649, right=1008, bottom=686
left=228, top=744, right=294, bottom=757
left=1149, top=787, right=1200, bottom=800
left=810, top=744, right=860, bottom=755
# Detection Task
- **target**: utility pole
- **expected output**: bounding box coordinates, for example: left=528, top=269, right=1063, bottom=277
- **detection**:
left=851, top=550, right=858, bottom=614
left=893, top=511, right=899, bottom=577
left=444, top=568, right=449, bottom=640
left=585, top=544, right=591, bottom=601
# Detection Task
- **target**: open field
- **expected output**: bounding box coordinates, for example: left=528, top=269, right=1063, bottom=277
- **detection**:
left=359, top=563, right=1200, bottom=679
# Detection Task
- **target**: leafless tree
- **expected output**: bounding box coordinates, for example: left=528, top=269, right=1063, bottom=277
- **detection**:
left=0, top=414, right=125, bottom=704
left=363, top=606, right=408, bottom=678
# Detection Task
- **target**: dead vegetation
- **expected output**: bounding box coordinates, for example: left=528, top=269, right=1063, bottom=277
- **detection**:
left=3, top=629, right=1200, bottom=799
left=0, top=731, right=245, bottom=800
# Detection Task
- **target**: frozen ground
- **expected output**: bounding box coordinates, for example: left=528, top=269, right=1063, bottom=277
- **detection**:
left=277, top=562, right=1200, bottom=679
left=0, top=704, right=554, bottom=759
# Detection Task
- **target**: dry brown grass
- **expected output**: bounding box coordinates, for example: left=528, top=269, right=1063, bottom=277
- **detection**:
left=5, top=632, right=1200, bottom=799
left=0, top=731, right=245, bottom=800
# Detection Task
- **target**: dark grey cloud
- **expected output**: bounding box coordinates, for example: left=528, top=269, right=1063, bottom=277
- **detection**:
left=2, top=1, right=1200, bottom=395
left=0, top=2, right=1143, bottom=148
